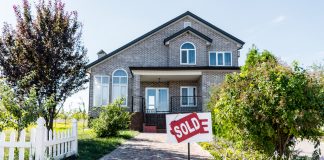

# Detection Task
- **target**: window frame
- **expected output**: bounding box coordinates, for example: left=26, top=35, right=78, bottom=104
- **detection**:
left=180, top=86, right=197, bottom=107
left=112, top=69, right=128, bottom=107
left=93, top=75, right=110, bottom=107
left=209, top=51, right=232, bottom=66
left=180, top=42, right=196, bottom=65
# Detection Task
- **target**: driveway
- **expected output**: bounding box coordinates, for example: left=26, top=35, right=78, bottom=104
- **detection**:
left=100, top=133, right=213, bottom=160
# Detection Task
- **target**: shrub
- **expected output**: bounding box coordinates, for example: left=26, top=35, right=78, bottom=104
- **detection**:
left=91, top=99, right=132, bottom=137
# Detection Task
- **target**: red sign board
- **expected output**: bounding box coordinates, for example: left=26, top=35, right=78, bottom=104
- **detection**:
left=169, top=113, right=209, bottom=143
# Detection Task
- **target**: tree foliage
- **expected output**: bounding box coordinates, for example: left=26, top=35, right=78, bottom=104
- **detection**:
left=211, top=47, right=324, bottom=158
left=0, top=77, right=38, bottom=135
left=0, top=0, right=88, bottom=131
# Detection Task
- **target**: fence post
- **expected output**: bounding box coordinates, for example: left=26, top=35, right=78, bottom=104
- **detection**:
left=35, top=117, right=46, bottom=160
left=72, top=119, right=78, bottom=155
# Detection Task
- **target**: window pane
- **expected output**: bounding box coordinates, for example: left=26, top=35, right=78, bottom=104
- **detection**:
left=102, top=86, right=109, bottom=105
left=147, top=89, right=156, bottom=110
left=188, top=50, right=195, bottom=64
left=181, top=88, right=188, bottom=105
left=95, top=77, right=101, bottom=84
left=210, top=52, right=216, bottom=66
left=181, top=43, right=194, bottom=49
left=120, top=77, right=127, bottom=84
left=94, top=85, right=101, bottom=106
left=217, top=53, right=223, bottom=65
left=112, top=85, right=119, bottom=102
left=113, top=77, right=119, bottom=84
left=181, top=51, right=187, bottom=63
left=121, top=86, right=127, bottom=105
left=102, top=77, right=109, bottom=84
left=224, top=53, right=231, bottom=66
left=113, top=70, right=127, bottom=76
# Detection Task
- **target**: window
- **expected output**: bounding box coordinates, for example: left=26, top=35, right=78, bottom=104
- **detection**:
left=93, top=75, right=109, bottom=106
left=112, top=69, right=128, bottom=106
left=180, top=42, right=196, bottom=65
left=181, top=86, right=197, bottom=107
left=209, top=52, right=232, bottom=66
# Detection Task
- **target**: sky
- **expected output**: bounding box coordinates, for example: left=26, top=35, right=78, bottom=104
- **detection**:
left=0, top=0, right=323, bottom=111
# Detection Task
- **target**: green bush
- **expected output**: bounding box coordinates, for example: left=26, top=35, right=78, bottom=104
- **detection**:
left=91, top=99, right=132, bottom=137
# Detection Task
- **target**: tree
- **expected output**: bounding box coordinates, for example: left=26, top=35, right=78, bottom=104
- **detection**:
left=58, top=108, right=70, bottom=127
left=0, top=0, right=88, bottom=131
left=0, top=78, right=38, bottom=138
left=211, top=47, right=324, bottom=158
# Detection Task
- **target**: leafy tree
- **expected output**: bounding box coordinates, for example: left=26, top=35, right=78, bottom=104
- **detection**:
left=0, top=0, right=88, bottom=131
left=0, top=78, right=38, bottom=138
left=211, top=47, right=324, bottom=158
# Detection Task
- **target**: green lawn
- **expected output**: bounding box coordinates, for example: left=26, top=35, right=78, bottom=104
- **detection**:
left=2, top=120, right=138, bottom=160
left=54, top=120, right=138, bottom=160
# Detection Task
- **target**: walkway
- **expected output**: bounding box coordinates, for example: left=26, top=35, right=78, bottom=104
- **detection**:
left=100, top=133, right=213, bottom=160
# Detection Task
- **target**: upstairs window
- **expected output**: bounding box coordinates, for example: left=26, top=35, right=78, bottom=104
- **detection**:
left=209, top=52, right=232, bottom=66
left=112, top=69, right=128, bottom=106
left=93, top=75, right=109, bottom=106
left=180, top=42, right=196, bottom=65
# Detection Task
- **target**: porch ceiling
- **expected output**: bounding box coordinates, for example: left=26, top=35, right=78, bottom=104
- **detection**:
left=141, top=74, right=201, bottom=82
left=132, top=70, right=202, bottom=82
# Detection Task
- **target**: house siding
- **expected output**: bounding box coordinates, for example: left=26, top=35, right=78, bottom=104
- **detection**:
left=89, top=15, right=242, bottom=117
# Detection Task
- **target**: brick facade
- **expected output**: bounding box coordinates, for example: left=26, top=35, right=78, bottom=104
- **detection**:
left=88, top=13, right=243, bottom=118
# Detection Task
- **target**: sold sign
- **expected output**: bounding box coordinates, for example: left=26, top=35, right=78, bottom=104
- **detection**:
left=166, top=112, right=212, bottom=143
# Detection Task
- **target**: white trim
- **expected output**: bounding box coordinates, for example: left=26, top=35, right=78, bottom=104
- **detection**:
left=93, top=75, right=110, bottom=107
left=209, top=51, right=232, bottom=66
left=132, top=70, right=202, bottom=76
left=145, top=87, right=169, bottom=112
left=112, top=69, right=128, bottom=107
left=180, top=42, right=196, bottom=65
left=180, top=86, right=197, bottom=107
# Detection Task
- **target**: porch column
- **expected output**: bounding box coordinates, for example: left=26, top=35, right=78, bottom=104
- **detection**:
left=201, top=73, right=209, bottom=112
left=132, top=74, right=141, bottom=112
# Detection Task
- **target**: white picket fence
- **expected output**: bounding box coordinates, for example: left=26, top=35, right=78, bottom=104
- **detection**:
left=0, top=117, right=78, bottom=160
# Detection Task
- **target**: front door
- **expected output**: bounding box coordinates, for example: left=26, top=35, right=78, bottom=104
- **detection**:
left=146, top=88, right=169, bottom=113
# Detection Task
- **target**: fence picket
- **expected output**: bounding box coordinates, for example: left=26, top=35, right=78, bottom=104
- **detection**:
left=0, top=132, right=5, bottom=159
left=49, top=129, right=53, bottom=157
left=53, top=131, right=57, bottom=157
left=57, top=131, right=61, bottom=156
left=29, top=128, right=36, bottom=160
left=19, top=130, right=26, bottom=160
left=9, top=131, right=15, bottom=160
left=0, top=118, right=78, bottom=160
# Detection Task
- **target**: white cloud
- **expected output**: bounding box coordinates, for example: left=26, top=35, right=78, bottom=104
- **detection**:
left=272, top=15, right=286, bottom=24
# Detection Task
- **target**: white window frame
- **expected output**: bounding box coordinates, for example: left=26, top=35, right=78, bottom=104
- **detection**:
left=93, top=75, right=110, bottom=107
left=112, top=69, right=128, bottom=107
left=180, top=86, right=197, bottom=107
left=209, top=51, right=232, bottom=66
left=145, top=87, right=169, bottom=112
left=180, top=42, right=196, bottom=65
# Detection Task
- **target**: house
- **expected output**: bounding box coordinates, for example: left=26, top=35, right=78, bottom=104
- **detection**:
left=86, top=11, right=244, bottom=132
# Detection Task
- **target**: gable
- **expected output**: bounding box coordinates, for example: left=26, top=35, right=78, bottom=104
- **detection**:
left=86, top=11, right=244, bottom=69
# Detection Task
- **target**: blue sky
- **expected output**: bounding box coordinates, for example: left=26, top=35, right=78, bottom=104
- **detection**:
left=1, top=0, right=323, bottom=111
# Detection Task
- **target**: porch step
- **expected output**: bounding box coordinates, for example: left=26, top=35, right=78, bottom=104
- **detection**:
left=143, top=124, right=157, bottom=133
left=157, top=129, right=166, bottom=133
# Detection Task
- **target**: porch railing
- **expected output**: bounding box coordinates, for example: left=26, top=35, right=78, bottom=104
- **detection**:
left=170, top=96, right=202, bottom=113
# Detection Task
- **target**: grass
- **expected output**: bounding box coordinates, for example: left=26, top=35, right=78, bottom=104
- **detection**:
left=2, top=120, right=138, bottom=160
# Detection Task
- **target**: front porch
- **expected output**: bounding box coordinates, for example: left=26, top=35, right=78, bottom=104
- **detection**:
left=130, top=67, right=204, bottom=132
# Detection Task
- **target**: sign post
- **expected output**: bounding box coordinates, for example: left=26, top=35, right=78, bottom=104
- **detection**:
left=166, top=112, right=213, bottom=159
